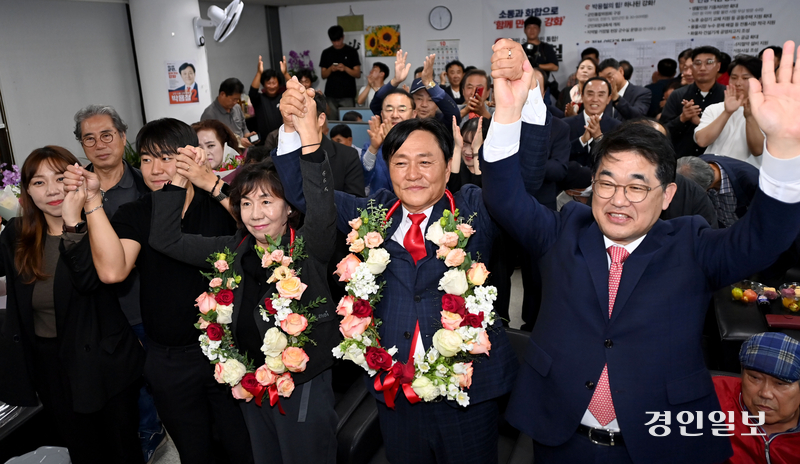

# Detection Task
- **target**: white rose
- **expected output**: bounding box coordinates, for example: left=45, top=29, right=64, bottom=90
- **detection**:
left=265, top=355, right=286, bottom=374
left=216, top=304, right=234, bottom=324
left=411, top=376, right=439, bottom=402
left=432, top=328, right=463, bottom=357
left=456, top=391, right=470, bottom=407
left=261, top=327, right=288, bottom=358
left=438, top=269, right=469, bottom=295
left=365, top=248, right=391, bottom=275
left=343, top=344, right=367, bottom=369
left=220, top=359, right=246, bottom=386
left=425, top=221, right=445, bottom=246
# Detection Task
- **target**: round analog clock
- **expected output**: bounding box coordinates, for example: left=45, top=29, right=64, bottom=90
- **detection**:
left=429, top=6, right=452, bottom=31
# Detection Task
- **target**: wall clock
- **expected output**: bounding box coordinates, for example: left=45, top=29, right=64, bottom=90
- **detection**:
left=429, top=6, right=452, bottom=31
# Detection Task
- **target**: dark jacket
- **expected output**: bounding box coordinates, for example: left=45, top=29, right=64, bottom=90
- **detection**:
left=321, top=135, right=365, bottom=197
left=661, top=82, right=726, bottom=158
left=532, top=115, right=570, bottom=210
left=0, top=222, right=143, bottom=413
left=563, top=114, right=623, bottom=166
left=700, top=154, right=759, bottom=221
left=148, top=153, right=339, bottom=385
left=604, top=83, right=652, bottom=121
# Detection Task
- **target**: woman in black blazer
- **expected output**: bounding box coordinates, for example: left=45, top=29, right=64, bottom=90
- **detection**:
left=0, top=146, right=144, bottom=463
left=147, top=89, right=340, bottom=463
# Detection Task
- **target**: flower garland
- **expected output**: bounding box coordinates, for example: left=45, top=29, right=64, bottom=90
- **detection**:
left=332, top=192, right=497, bottom=407
left=195, top=230, right=325, bottom=412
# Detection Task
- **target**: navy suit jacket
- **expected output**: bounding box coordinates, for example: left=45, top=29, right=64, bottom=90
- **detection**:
left=531, top=115, right=569, bottom=209
left=482, top=149, right=800, bottom=463
left=563, top=114, right=622, bottom=166
left=700, top=154, right=759, bottom=221
left=604, top=83, right=652, bottom=121
left=272, top=122, right=551, bottom=405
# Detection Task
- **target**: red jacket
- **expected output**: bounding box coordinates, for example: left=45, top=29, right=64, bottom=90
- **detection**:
left=714, top=376, right=800, bottom=464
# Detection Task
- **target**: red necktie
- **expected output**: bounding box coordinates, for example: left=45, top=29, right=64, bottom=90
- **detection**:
left=404, top=213, right=427, bottom=264
left=587, top=245, right=630, bottom=426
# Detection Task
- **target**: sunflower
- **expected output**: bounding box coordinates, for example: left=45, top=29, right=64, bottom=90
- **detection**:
left=376, top=26, right=399, bottom=50
left=365, top=33, right=379, bottom=54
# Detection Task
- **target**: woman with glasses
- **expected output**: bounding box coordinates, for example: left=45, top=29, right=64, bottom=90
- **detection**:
left=0, top=146, right=144, bottom=463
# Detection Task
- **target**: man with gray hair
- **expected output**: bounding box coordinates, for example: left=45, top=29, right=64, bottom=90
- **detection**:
left=73, top=104, right=165, bottom=462
left=676, top=154, right=758, bottom=228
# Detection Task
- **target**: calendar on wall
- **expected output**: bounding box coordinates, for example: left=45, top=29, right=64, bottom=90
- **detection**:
left=426, top=40, right=460, bottom=80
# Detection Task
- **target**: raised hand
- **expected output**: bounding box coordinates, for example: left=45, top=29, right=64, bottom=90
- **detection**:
left=565, top=102, right=578, bottom=117
left=293, top=88, right=322, bottom=153
left=440, top=71, right=448, bottom=85
left=723, top=86, right=744, bottom=114
left=421, top=54, right=436, bottom=85
left=452, top=115, right=463, bottom=152
left=748, top=40, right=800, bottom=159
left=61, top=165, right=87, bottom=226
left=176, top=147, right=216, bottom=190
left=472, top=117, right=485, bottom=153
left=257, top=55, right=264, bottom=74
left=63, top=164, right=101, bottom=204
left=280, top=55, right=287, bottom=75
left=367, top=115, right=385, bottom=151
left=586, top=115, right=602, bottom=140
left=490, top=39, right=533, bottom=124
left=280, top=77, right=309, bottom=133
left=391, top=50, right=411, bottom=87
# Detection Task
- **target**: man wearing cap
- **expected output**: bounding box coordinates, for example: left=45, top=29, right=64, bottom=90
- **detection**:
left=714, top=332, right=800, bottom=464
left=369, top=51, right=460, bottom=127
left=363, top=51, right=460, bottom=194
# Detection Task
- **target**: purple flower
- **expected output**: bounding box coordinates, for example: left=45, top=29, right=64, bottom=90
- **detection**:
left=289, top=50, right=298, bottom=58
left=0, top=164, right=20, bottom=188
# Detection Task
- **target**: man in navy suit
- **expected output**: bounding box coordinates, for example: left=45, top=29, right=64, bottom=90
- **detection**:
left=481, top=39, right=800, bottom=463
left=677, top=154, right=759, bottom=228
left=273, top=65, right=550, bottom=462
left=562, top=77, right=623, bottom=167
left=599, top=58, right=652, bottom=121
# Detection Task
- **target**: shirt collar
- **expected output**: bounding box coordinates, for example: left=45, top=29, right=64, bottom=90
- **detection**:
left=603, top=234, right=646, bottom=255
left=618, top=81, right=630, bottom=97
left=712, top=162, right=732, bottom=194
left=584, top=111, right=603, bottom=125
left=212, top=98, right=230, bottom=114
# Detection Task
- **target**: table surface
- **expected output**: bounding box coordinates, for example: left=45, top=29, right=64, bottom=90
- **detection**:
left=715, top=286, right=800, bottom=341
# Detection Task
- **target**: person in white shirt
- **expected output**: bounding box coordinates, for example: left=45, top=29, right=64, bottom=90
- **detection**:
left=357, top=62, right=389, bottom=108
left=695, top=55, right=765, bottom=166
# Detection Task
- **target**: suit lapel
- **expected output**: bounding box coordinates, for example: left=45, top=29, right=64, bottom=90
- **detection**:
left=578, top=222, right=611, bottom=320
left=609, top=222, right=665, bottom=324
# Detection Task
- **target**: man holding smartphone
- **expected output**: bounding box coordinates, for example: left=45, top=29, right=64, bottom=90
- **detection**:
left=201, top=77, right=257, bottom=148
left=460, top=68, right=493, bottom=121
left=320, top=25, right=362, bottom=120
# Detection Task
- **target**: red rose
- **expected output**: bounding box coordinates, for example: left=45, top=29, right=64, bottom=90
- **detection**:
left=391, top=362, right=415, bottom=384
left=365, top=346, right=393, bottom=371
left=206, top=323, right=224, bottom=341
left=240, top=372, right=262, bottom=396
left=442, top=294, right=466, bottom=316
left=264, top=298, right=277, bottom=315
left=216, top=289, right=234, bottom=306
left=460, top=312, right=484, bottom=328
left=352, top=299, right=373, bottom=318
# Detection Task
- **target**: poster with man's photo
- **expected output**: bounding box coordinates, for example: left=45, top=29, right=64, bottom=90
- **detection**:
left=167, top=60, right=200, bottom=104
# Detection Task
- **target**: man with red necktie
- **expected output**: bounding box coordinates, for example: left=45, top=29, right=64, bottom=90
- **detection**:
left=481, top=39, right=800, bottom=463
left=271, top=59, right=551, bottom=462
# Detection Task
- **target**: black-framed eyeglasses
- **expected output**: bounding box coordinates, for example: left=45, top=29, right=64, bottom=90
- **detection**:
left=592, top=180, right=662, bottom=203
left=81, top=131, right=117, bottom=148
left=693, top=59, right=717, bottom=67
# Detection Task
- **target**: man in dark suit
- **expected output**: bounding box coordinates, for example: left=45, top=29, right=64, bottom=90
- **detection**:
left=482, top=40, right=800, bottom=463
left=274, top=66, right=549, bottom=463
left=598, top=58, right=652, bottom=121
left=677, top=154, right=759, bottom=228
left=562, top=77, right=623, bottom=167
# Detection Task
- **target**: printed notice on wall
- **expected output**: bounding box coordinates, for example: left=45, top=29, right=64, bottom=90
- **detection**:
left=167, top=60, right=200, bottom=105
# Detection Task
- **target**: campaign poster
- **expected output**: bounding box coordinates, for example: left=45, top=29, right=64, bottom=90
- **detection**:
left=167, top=60, right=200, bottom=105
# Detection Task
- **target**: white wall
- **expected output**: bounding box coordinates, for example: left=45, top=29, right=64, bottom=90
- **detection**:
left=0, top=0, right=143, bottom=164
left=129, top=0, right=212, bottom=125
left=200, top=1, right=270, bottom=97
left=279, top=0, right=488, bottom=92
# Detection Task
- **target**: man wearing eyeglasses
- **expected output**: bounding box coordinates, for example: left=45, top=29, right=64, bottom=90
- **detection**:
left=660, top=46, right=726, bottom=158
left=73, top=105, right=164, bottom=462
left=482, top=40, right=800, bottom=463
